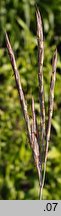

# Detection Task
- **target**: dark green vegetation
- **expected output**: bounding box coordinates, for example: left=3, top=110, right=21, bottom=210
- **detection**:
left=0, top=0, right=61, bottom=199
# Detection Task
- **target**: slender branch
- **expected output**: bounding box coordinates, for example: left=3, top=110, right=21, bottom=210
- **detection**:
left=36, top=9, right=45, bottom=157
left=5, top=32, right=31, bottom=144
left=31, top=97, right=39, bottom=146
left=32, top=97, right=37, bottom=136
left=42, top=49, right=57, bottom=194
left=31, top=97, right=36, bottom=149
left=31, top=97, right=42, bottom=195
left=46, top=49, right=57, bottom=159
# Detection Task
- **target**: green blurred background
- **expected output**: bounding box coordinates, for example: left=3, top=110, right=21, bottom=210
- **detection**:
left=0, top=0, right=61, bottom=200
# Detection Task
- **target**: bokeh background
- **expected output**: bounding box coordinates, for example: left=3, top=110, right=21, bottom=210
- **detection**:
left=0, top=0, right=61, bottom=200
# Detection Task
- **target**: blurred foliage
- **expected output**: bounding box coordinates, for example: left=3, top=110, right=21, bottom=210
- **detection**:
left=0, top=0, right=61, bottom=200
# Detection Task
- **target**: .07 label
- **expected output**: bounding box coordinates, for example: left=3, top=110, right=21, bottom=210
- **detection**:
left=44, top=202, right=58, bottom=211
